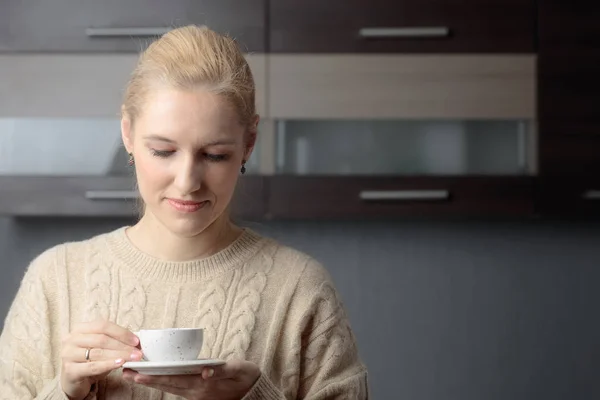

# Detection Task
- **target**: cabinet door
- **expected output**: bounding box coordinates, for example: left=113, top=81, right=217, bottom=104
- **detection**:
left=268, top=176, right=534, bottom=219
left=265, top=118, right=536, bottom=219
left=269, top=0, right=535, bottom=53
left=0, top=176, right=267, bottom=218
left=538, top=1, right=600, bottom=55
left=539, top=55, right=600, bottom=125
left=0, top=0, right=265, bottom=53
left=537, top=2, right=600, bottom=217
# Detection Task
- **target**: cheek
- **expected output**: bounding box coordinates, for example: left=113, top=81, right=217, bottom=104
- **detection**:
left=204, top=164, right=239, bottom=193
left=135, top=154, right=170, bottom=189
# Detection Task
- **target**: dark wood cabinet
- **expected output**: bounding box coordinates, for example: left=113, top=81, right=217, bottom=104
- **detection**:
left=268, top=177, right=534, bottom=219
left=537, top=2, right=600, bottom=217
left=0, top=0, right=266, bottom=53
left=269, top=0, right=535, bottom=53
left=0, top=176, right=267, bottom=219
left=538, top=1, right=600, bottom=55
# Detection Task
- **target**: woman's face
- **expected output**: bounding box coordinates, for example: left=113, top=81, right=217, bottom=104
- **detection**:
left=122, top=88, right=255, bottom=237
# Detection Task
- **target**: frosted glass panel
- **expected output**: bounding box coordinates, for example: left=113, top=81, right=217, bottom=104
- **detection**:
left=276, top=120, right=531, bottom=175
left=0, top=118, right=260, bottom=175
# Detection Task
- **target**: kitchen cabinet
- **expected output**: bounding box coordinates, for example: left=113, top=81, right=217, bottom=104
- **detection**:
left=269, top=176, right=534, bottom=219
left=0, top=0, right=266, bottom=53
left=268, top=55, right=536, bottom=120
left=0, top=176, right=267, bottom=218
left=263, top=53, right=537, bottom=219
left=0, top=54, right=267, bottom=118
left=0, top=119, right=265, bottom=218
left=265, top=118, right=536, bottom=219
left=536, top=2, right=600, bottom=217
left=0, top=52, right=268, bottom=217
left=269, top=0, right=535, bottom=53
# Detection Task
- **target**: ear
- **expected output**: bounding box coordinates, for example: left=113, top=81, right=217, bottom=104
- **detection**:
left=121, top=115, right=134, bottom=154
left=243, top=114, right=260, bottom=161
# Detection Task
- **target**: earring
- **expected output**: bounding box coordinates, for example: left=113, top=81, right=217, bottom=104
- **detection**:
left=240, top=161, right=246, bottom=175
left=128, top=153, right=134, bottom=166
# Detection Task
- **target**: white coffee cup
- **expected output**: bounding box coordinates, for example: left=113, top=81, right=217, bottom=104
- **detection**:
left=135, top=328, right=204, bottom=362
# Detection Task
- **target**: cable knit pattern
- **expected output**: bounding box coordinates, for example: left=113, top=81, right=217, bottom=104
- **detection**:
left=301, top=282, right=349, bottom=384
left=219, top=247, right=276, bottom=361
left=193, top=276, right=230, bottom=358
left=85, top=249, right=113, bottom=322
left=0, top=227, right=369, bottom=399
left=118, top=279, right=147, bottom=332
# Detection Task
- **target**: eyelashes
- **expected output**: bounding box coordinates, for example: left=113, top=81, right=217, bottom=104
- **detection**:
left=151, top=149, right=229, bottom=162
left=151, top=149, right=174, bottom=158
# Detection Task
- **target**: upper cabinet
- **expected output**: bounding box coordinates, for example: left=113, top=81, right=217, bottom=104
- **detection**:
left=537, top=1, right=600, bottom=55
left=269, top=0, right=536, bottom=53
left=536, top=2, right=600, bottom=217
left=0, top=0, right=266, bottom=53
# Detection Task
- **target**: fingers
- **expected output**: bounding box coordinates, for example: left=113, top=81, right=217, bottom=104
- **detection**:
left=203, top=360, right=242, bottom=380
left=64, top=357, right=127, bottom=379
left=62, top=333, right=143, bottom=363
left=122, top=371, right=190, bottom=396
left=72, top=320, right=139, bottom=347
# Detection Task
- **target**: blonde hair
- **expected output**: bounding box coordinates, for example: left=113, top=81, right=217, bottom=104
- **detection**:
left=122, top=25, right=256, bottom=131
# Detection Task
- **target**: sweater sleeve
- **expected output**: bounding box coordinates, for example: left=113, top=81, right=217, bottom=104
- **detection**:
left=243, top=260, right=369, bottom=400
left=0, top=247, right=74, bottom=400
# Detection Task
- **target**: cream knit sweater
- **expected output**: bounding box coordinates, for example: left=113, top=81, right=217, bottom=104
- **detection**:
left=0, top=227, right=368, bottom=399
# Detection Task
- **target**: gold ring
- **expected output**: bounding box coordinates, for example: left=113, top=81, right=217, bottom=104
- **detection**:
left=85, top=348, right=92, bottom=362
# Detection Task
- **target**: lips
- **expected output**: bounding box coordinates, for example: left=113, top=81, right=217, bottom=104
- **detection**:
left=167, top=198, right=208, bottom=213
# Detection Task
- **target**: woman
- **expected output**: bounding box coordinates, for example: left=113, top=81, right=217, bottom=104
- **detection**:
left=0, top=25, right=368, bottom=399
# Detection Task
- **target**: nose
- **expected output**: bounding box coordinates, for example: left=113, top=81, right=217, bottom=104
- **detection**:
left=173, top=154, right=202, bottom=195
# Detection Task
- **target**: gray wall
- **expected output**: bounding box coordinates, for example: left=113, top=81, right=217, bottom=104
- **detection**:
left=1, top=217, right=599, bottom=399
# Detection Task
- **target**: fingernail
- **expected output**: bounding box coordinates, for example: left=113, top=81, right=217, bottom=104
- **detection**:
left=207, top=368, right=214, bottom=377
left=115, top=358, right=124, bottom=365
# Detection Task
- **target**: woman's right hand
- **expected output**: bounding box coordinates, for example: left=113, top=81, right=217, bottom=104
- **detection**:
left=60, top=319, right=143, bottom=400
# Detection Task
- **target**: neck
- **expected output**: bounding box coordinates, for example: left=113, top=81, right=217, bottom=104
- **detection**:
left=126, top=213, right=242, bottom=262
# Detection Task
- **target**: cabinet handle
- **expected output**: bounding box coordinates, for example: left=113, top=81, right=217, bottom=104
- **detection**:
left=359, top=190, right=450, bottom=201
left=85, top=27, right=172, bottom=37
left=582, top=190, right=600, bottom=200
left=85, top=190, right=139, bottom=200
left=358, top=27, right=450, bottom=39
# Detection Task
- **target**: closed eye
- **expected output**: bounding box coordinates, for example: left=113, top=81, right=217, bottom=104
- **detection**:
left=151, top=149, right=174, bottom=158
left=205, top=153, right=229, bottom=162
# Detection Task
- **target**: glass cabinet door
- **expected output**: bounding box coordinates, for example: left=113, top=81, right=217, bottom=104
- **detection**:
left=0, top=117, right=261, bottom=176
left=274, top=119, right=534, bottom=176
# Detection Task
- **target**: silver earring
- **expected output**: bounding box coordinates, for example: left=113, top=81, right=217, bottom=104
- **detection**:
left=240, top=161, right=246, bottom=175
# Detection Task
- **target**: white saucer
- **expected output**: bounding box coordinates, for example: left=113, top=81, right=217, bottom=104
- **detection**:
left=122, top=359, right=225, bottom=375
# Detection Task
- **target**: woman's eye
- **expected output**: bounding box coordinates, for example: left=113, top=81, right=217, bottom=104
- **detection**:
left=151, top=149, right=174, bottom=158
left=205, top=153, right=229, bottom=162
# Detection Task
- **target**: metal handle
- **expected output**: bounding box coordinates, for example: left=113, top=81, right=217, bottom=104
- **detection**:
left=582, top=190, right=600, bottom=200
left=85, top=190, right=139, bottom=200
left=359, top=27, right=450, bottom=39
left=86, top=27, right=172, bottom=37
left=359, top=190, right=450, bottom=201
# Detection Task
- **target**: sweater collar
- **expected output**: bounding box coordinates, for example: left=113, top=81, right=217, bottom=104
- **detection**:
left=104, top=226, right=266, bottom=283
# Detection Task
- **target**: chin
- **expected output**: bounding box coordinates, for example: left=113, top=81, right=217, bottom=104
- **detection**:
left=159, top=206, right=224, bottom=238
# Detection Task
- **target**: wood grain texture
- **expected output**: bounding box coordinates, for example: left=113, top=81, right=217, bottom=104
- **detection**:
left=0, top=176, right=267, bottom=219
left=0, top=0, right=266, bottom=53
left=0, top=53, right=267, bottom=118
left=268, top=176, right=534, bottom=219
left=536, top=1, right=600, bottom=218
left=268, top=54, right=536, bottom=120
left=269, top=0, right=535, bottom=53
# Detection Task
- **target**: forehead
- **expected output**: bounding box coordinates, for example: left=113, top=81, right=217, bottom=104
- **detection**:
left=137, top=88, right=244, bottom=141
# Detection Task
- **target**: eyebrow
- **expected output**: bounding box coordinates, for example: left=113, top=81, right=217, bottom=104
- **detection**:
left=144, top=134, right=176, bottom=144
left=143, top=134, right=236, bottom=146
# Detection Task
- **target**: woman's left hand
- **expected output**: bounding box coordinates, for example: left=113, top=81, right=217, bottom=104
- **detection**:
left=122, top=359, right=261, bottom=400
